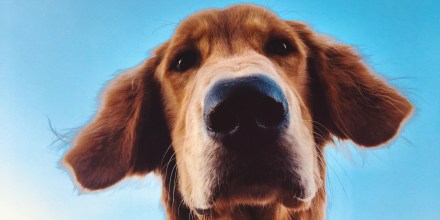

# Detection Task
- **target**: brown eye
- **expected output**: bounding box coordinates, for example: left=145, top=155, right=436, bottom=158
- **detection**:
left=265, top=38, right=295, bottom=56
left=171, top=49, right=200, bottom=72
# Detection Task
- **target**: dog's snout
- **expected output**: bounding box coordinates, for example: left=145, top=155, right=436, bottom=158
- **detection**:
left=203, top=75, right=289, bottom=146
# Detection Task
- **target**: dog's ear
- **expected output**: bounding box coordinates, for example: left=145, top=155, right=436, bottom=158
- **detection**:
left=289, top=21, right=413, bottom=147
left=64, top=44, right=170, bottom=190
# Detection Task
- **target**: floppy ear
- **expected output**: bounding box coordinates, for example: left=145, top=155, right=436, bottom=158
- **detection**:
left=289, top=21, right=413, bottom=147
left=64, top=47, right=170, bottom=190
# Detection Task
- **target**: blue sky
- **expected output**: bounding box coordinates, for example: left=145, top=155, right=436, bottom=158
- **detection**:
left=1, top=0, right=439, bottom=219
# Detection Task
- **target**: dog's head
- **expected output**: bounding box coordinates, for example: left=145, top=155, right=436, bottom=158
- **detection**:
left=64, top=4, right=412, bottom=216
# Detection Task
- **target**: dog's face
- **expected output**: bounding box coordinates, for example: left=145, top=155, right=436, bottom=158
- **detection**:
left=64, top=4, right=413, bottom=218
left=157, top=6, right=318, bottom=211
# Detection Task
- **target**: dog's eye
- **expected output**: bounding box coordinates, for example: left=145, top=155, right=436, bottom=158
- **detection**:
left=171, top=49, right=200, bottom=72
left=265, top=38, right=295, bottom=56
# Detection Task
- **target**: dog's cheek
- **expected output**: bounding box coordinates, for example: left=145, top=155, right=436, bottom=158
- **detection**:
left=169, top=93, right=214, bottom=209
left=285, top=89, right=319, bottom=199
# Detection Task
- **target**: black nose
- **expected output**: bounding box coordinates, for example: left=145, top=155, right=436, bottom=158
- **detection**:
left=203, top=75, right=289, bottom=147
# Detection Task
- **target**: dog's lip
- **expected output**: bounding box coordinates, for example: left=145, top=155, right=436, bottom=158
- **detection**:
left=194, top=196, right=309, bottom=217
left=203, top=181, right=312, bottom=210
left=281, top=192, right=313, bottom=209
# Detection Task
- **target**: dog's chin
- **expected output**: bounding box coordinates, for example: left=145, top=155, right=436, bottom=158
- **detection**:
left=193, top=181, right=314, bottom=216
left=217, top=183, right=312, bottom=208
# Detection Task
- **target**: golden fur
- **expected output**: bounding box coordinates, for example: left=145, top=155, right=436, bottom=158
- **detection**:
left=64, top=4, right=413, bottom=220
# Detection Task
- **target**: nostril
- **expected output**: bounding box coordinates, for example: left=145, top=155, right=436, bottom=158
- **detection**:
left=205, top=102, right=239, bottom=134
left=255, top=97, right=288, bottom=129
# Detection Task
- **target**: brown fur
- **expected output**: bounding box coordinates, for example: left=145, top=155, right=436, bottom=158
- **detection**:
left=64, top=4, right=413, bottom=220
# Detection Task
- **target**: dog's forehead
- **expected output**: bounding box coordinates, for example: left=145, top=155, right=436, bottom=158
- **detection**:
left=170, top=5, right=286, bottom=46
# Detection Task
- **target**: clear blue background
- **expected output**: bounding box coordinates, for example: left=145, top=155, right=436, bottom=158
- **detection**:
left=1, top=0, right=439, bottom=219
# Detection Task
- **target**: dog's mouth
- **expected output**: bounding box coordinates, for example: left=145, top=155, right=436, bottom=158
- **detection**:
left=194, top=163, right=314, bottom=216
left=215, top=179, right=310, bottom=206
left=194, top=184, right=312, bottom=216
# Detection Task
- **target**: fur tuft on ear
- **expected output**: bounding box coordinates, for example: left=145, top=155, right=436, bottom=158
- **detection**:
left=64, top=48, right=170, bottom=190
left=290, top=21, right=413, bottom=147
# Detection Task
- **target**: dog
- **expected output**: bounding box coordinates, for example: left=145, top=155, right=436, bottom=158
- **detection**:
left=63, top=4, right=413, bottom=220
